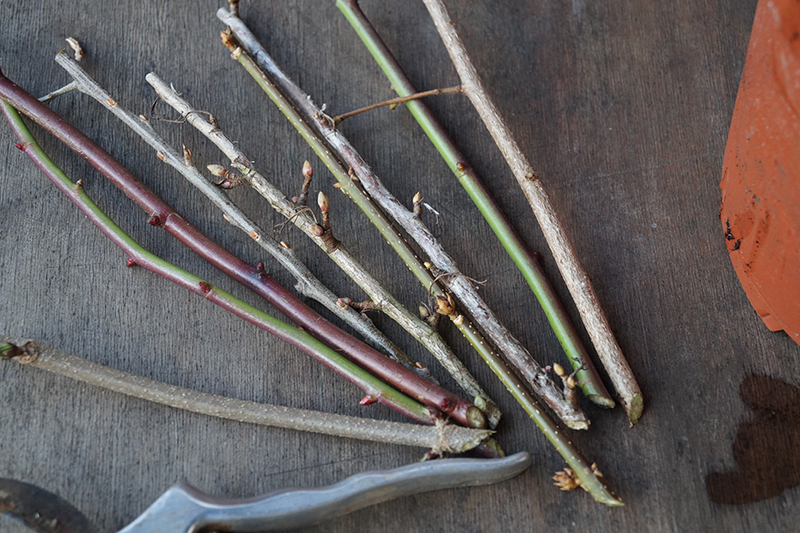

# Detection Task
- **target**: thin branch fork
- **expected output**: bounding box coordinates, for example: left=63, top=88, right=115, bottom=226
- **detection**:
left=1, top=337, right=491, bottom=453
left=332, top=85, right=461, bottom=125
left=217, top=13, right=589, bottom=431
left=0, top=69, right=485, bottom=431
left=146, top=72, right=503, bottom=428
left=421, top=0, right=642, bottom=423
left=51, top=51, right=431, bottom=383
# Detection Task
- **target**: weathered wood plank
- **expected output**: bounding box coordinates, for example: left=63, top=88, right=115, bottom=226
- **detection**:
left=4, top=1, right=799, bottom=531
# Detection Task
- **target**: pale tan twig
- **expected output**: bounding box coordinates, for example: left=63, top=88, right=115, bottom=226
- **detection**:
left=421, top=0, right=642, bottom=423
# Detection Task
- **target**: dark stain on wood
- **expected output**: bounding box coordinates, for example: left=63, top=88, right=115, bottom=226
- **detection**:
left=706, top=375, right=800, bottom=505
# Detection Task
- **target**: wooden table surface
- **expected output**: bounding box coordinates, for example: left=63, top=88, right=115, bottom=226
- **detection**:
left=3, top=1, right=798, bottom=531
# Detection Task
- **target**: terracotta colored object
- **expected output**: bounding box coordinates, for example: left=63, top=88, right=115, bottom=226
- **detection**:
left=720, top=0, right=800, bottom=345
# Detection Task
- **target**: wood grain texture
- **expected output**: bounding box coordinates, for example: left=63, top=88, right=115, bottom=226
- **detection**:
left=3, top=0, right=799, bottom=531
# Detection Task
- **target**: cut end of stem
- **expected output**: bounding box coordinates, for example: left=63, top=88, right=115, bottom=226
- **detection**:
left=481, top=438, right=505, bottom=458
left=0, top=341, right=37, bottom=363
left=466, top=405, right=487, bottom=429
left=626, top=393, right=644, bottom=426
left=564, top=419, right=590, bottom=431
left=587, top=394, right=616, bottom=409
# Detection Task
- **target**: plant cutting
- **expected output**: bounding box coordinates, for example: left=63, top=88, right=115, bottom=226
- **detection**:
left=0, top=68, right=487, bottom=432
left=144, top=72, right=502, bottom=428
left=51, top=49, right=431, bottom=382
left=213, top=5, right=623, bottom=505
left=336, top=0, right=614, bottom=409
left=1, top=336, right=492, bottom=453
left=419, top=0, right=642, bottom=423
left=217, top=10, right=589, bottom=430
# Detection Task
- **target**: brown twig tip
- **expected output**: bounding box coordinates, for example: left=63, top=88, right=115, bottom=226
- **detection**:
left=65, top=37, right=84, bottom=62
left=434, top=293, right=457, bottom=318
left=228, top=0, right=239, bottom=16
left=318, top=191, right=333, bottom=232
left=412, top=191, right=423, bottom=217
left=317, top=191, right=329, bottom=212
left=208, top=163, right=247, bottom=189
left=182, top=145, right=194, bottom=167
left=419, top=304, right=441, bottom=327
left=294, top=161, right=314, bottom=205
left=221, top=28, right=238, bottom=50
left=0, top=341, right=37, bottom=363
left=208, top=164, right=228, bottom=177
left=359, top=394, right=378, bottom=406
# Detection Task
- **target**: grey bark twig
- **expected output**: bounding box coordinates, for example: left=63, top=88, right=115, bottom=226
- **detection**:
left=0, top=337, right=491, bottom=453
left=52, top=50, right=428, bottom=380
left=146, top=73, right=503, bottom=428
left=421, top=0, right=642, bottom=424
left=217, top=10, right=588, bottom=430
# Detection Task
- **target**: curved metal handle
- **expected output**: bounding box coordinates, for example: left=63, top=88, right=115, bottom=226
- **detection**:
left=119, top=452, right=531, bottom=532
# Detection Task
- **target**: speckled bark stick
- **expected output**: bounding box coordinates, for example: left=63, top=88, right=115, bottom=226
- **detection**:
left=1, top=337, right=491, bottom=453
left=421, top=0, right=642, bottom=424
left=52, top=51, right=426, bottom=379
left=146, top=72, right=502, bottom=428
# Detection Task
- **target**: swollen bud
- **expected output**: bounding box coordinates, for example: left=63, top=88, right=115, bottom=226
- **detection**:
left=302, top=160, right=313, bottom=179
left=434, top=294, right=455, bottom=316
left=553, top=363, right=565, bottom=377
left=317, top=191, right=329, bottom=212
left=207, top=164, right=228, bottom=177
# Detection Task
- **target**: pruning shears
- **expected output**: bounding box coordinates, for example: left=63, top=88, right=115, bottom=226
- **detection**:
left=1, top=452, right=530, bottom=532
